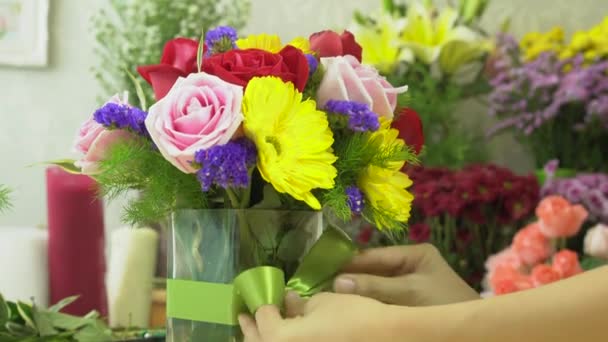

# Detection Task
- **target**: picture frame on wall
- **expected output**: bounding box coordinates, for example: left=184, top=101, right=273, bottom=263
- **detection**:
left=0, top=0, right=49, bottom=66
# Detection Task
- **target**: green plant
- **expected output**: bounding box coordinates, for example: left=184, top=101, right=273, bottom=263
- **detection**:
left=0, top=295, right=112, bottom=342
left=0, top=185, right=10, bottom=214
left=92, top=0, right=251, bottom=108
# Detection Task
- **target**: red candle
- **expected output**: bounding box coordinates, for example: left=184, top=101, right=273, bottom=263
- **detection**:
left=46, top=166, right=107, bottom=316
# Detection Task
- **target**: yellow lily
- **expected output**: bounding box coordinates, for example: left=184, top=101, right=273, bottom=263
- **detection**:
left=400, top=1, right=479, bottom=65
left=352, top=13, right=413, bottom=73
left=438, top=38, right=492, bottom=76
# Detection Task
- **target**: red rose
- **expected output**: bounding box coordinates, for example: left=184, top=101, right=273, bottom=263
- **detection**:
left=309, top=30, right=363, bottom=62
left=202, top=46, right=309, bottom=91
left=392, top=108, right=424, bottom=156
left=409, top=222, right=431, bottom=243
left=137, top=38, right=203, bottom=100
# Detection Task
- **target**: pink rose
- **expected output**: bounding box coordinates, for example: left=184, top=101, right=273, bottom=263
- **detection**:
left=530, top=264, right=560, bottom=287
left=485, top=247, right=523, bottom=276
left=74, top=94, right=133, bottom=175
left=552, top=249, right=582, bottom=278
left=145, top=72, right=243, bottom=173
left=536, top=195, right=588, bottom=238
left=584, top=224, right=608, bottom=259
left=309, top=30, right=363, bottom=62
left=316, top=55, right=408, bottom=119
left=512, top=222, right=552, bottom=266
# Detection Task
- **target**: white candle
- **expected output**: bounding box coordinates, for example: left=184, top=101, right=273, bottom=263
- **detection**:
left=0, top=227, right=49, bottom=306
left=107, top=227, right=159, bottom=328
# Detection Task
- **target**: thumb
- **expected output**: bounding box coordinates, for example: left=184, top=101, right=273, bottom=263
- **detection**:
left=333, top=273, right=406, bottom=304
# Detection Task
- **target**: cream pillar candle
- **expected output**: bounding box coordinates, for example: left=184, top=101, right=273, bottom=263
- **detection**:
left=107, top=227, right=159, bottom=328
left=0, top=227, right=49, bottom=306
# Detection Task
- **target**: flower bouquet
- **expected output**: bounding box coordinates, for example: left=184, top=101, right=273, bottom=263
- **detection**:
left=57, top=25, right=422, bottom=341
left=372, top=164, right=538, bottom=289
left=351, top=0, right=493, bottom=167
left=487, top=17, right=608, bottom=172
left=484, top=195, right=606, bottom=296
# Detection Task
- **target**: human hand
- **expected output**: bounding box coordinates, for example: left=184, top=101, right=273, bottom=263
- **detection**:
left=333, top=244, right=479, bottom=306
left=239, top=292, right=402, bottom=342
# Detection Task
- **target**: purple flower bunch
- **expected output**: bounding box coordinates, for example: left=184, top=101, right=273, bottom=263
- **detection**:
left=93, top=102, right=149, bottom=137
left=488, top=34, right=608, bottom=136
left=194, top=138, right=257, bottom=191
left=325, top=100, right=380, bottom=132
left=541, top=161, right=608, bottom=223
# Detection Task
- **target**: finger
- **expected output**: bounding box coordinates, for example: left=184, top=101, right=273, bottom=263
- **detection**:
left=343, top=244, right=438, bottom=276
left=238, top=314, right=261, bottom=342
left=284, top=291, right=307, bottom=318
left=334, top=273, right=409, bottom=304
left=255, top=305, right=283, bottom=338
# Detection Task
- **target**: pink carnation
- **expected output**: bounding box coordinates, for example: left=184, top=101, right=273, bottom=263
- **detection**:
left=530, top=264, right=561, bottom=287
left=552, top=249, right=582, bottom=279
left=512, top=222, right=552, bottom=266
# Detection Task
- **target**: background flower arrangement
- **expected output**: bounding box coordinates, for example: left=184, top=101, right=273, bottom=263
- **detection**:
left=92, top=0, right=251, bottom=108
left=487, top=17, right=608, bottom=172
left=351, top=0, right=493, bottom=168
left=484, top=195, right=607, bottom=296
left=0, top=185, right=10, bottom=214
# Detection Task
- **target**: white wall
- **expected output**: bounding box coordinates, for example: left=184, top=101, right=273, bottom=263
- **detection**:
left=2, top=0, right=608, bottom=228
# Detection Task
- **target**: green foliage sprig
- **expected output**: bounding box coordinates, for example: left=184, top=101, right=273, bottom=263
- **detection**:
left=0, top=185, right=11, bottom=214
left=0, top=295, right=112, bottom=342
left=95, top=137, right=209, bottom=226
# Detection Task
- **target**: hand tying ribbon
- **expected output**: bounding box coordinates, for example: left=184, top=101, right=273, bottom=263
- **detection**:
left=166, top=227, right=357, bottom=325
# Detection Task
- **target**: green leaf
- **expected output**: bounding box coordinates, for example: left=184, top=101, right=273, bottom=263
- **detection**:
left=581, top=256, right=608, bottom=271
left=16, top=302, right=36, bottom=330
left=196, top=29, right=205, bottom=73
left=5, top=322, right=36, bottom=337
left=252, top=185, right=282, bottom=209
left=48, top=296, right=79, bottom=313
left=73, top=320, right=112, bottom=342
left=38, top=160, right=81, bottom=174
left=0, top=332, right=20, bottom=341
left=277, top=226, right=314, bottom=263
left=32, top=308, right=57, bottom=336
left=0, top=294, right=8, bottom=329
left=125, top=70, right=148, bottom=111
left=45, top=311, right=90, bottom=331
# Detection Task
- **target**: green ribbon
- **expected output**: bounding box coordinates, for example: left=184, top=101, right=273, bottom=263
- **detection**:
left=166, top=227, right=356, bottom=325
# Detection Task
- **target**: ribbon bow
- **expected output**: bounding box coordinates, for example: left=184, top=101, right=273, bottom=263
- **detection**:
left=167, top=227, right=357, bottom=325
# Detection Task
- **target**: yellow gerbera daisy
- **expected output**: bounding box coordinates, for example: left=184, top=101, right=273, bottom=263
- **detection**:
left=242, top=76, right=337, bottom=209
left=358, top=125, right=414, bottom=230
left=236, top=34, right=313, bottom=54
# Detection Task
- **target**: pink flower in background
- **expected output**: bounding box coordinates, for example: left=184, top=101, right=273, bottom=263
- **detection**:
left=512, top=222, right=552, bottom=266
left=531, top=264, right=560, bottom=287
left=584, top=224, right=608, bottom=259
left=145, top=73, right=244, bottom=173
left=536, top=195, right=588, bottom=238
left=316, top=55, right=408, bottom=119
left=552, top=249, right=582, bottom=278
left=74, top=94, right=133, bottom=175
left=490, top=265, right=533, bottom=295
left=485, top=247, right=523, bottom=276
left=408, top=222, right=431, bottom=243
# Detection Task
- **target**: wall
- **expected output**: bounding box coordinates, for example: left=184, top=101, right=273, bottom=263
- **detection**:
left=1, top=0, right=608, bottom=228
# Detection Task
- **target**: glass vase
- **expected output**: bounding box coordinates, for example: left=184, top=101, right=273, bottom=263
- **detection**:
left=166, top=209, right=324, bottom=342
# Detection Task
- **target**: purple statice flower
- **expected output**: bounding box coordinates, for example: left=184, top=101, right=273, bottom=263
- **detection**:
left=194, top=138, right=257, bottom=191
left=345, top=186, right=364, bottom=214
left=93, top=102, right=149, bottom=137
left=305, top=54, right=318, bottom=76
left=205, top=26, right=238, bottom=55
left=94, top=103, right=130, bottom=128
left=583, top=189, right=608, bottom=222
left=325, top=100, right=380, bottom=132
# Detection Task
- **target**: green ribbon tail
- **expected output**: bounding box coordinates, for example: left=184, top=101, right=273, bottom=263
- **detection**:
left=286, top=227, right=357, bottom=297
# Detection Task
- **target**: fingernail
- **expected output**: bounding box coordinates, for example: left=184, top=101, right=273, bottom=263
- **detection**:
left=334, top=276, right=356, bottom=293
